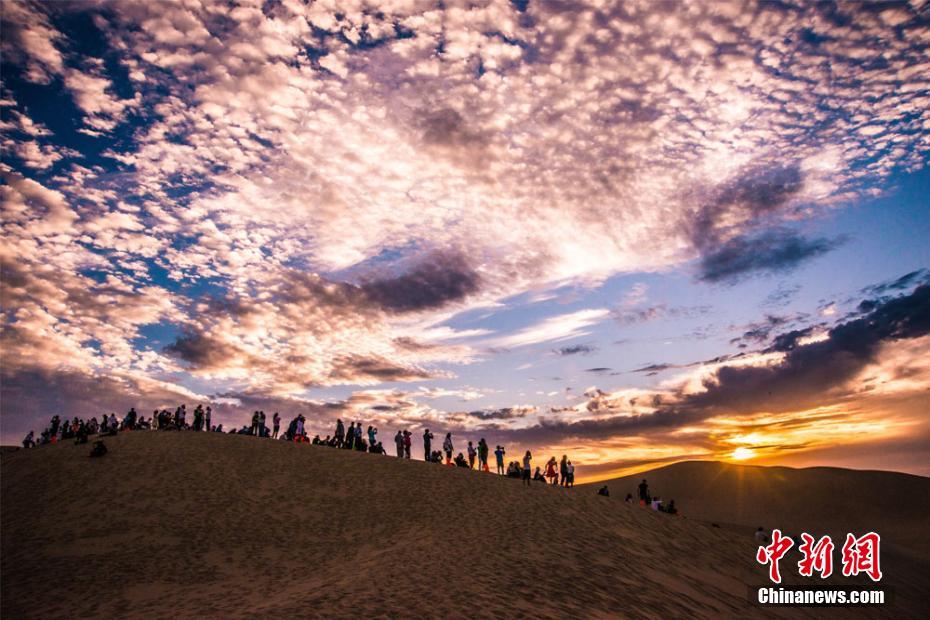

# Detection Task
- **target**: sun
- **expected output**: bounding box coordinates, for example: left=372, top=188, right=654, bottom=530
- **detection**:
left=731, top=447, right=755, bottom=460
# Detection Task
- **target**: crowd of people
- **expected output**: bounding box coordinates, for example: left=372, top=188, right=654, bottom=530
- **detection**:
left=20, top=409, right=580, bottom=488
left=22, top=407, right=687, bottom=518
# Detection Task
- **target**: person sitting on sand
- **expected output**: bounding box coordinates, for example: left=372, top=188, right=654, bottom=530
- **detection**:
left=430, top=450, right=444, bottom=463
left=522, top=451, right=532, bottom=486
left=625, top=493, right=633, bottom=503
left=22, top=431, right=35, bottom=449
left=666, top=500, right=677, bottom=515
left=495, top=445, right=506, bottom=475
left=651, top=497, right=663, bottom=511
left=566, top=460, right=575, bottom=488
left=545, top=457, right=558, bottom=485
left=89, top=440, right=108, bottom=458
left=597, top=486, right=610, bottom=497
left=533, top=467, right=546, bottom=482
left=454, top=452, right=469, bottom=468
left=467, top=441, right=477, bottom=469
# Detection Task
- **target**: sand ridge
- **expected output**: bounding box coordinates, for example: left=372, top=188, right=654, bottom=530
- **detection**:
left=2, top=432, right=925, bottom=619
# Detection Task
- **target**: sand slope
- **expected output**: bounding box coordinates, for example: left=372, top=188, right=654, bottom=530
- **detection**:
left=2, top=434, right=926, bottom=619
left=580, top=461, right=930, bottom=556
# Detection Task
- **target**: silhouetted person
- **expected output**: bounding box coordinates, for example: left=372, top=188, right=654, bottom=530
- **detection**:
left=495, top=445, right=506, bottom=474
left=394, top=431, right=404, bottom=457
left=403, top=430, right=411, bottom=458
left=335, top=419, right=345, bottom=448
left=467, top=441, right=476, bottom=469
left=478, top=438, right=489, bottom=472
left=443, top=433, right=453, bottom=465
left=565, top=460, right=574, bottom=487
left=423, top=429, right=434, bottom=461
left=90, top=440, right=108, bottom=458
left=522, top=450, right=532, bottom=486
left=22, top=431, right=35, bottom=448
left=597, top=486, right=610, bottom=497
left=666, top=499, right=677, bottom=515
left=638, top=479, right=649, bottom=502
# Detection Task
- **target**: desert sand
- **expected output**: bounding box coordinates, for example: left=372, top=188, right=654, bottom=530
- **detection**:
left=2, top=432, right=927, bottom=619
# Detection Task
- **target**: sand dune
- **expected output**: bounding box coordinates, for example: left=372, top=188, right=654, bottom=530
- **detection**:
left=580, top=461, right=930, bottom=556
left=3, top=433, right=927, bottom=619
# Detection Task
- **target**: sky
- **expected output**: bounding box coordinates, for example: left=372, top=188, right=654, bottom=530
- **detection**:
left=1, top=0, right=929, bottom=481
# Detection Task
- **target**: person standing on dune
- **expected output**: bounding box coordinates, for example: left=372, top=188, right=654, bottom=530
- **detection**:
left=334, top=419, right=345, bottom=448
left=403, top=430, right=412, bottom=458
left=443, top=433, right=454, bottom=465
left=495, top=445, right=505, bottom=474
left=367, top=425, right=377, bottom=448
left=478, top=438, right=489, bottom=471
left=272, top=412, right=280, bottom=438
left=522, top=451, right=532, bottom=486
left=559, top=455, right=568, bottom=486
left=423, top=429, right=434, bottom=461
left=467, top=441, right=477, bottom=469
left=394, top=431, right=404, bottom=457
left=346, top=422, right=356, bottom=450
left=545, top=457, right=558, bottom=485
left=205, top=406, right=212, bottom=432
left=638, top=479, right=649, bottom=505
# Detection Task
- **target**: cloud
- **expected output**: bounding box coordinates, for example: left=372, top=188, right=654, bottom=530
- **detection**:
left=613, top=303, right=711, bottom=326
left=554, top=344, right=596, bottom=356
left=1, top=0, right=929, bottom=457
left=698, top=229, right=844, bottom=283
left=496, top=282, right=930, bottom=445
left=360, top=251, right=481, bottom=313
left=487, top=309, right=609, bottom=349
left=464, top=406, right=535, bottom=421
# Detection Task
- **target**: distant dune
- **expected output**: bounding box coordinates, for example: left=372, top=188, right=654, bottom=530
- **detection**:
left=579, top=461, right=930, bottom=558
left=3, top=433, right=927, bottom=619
